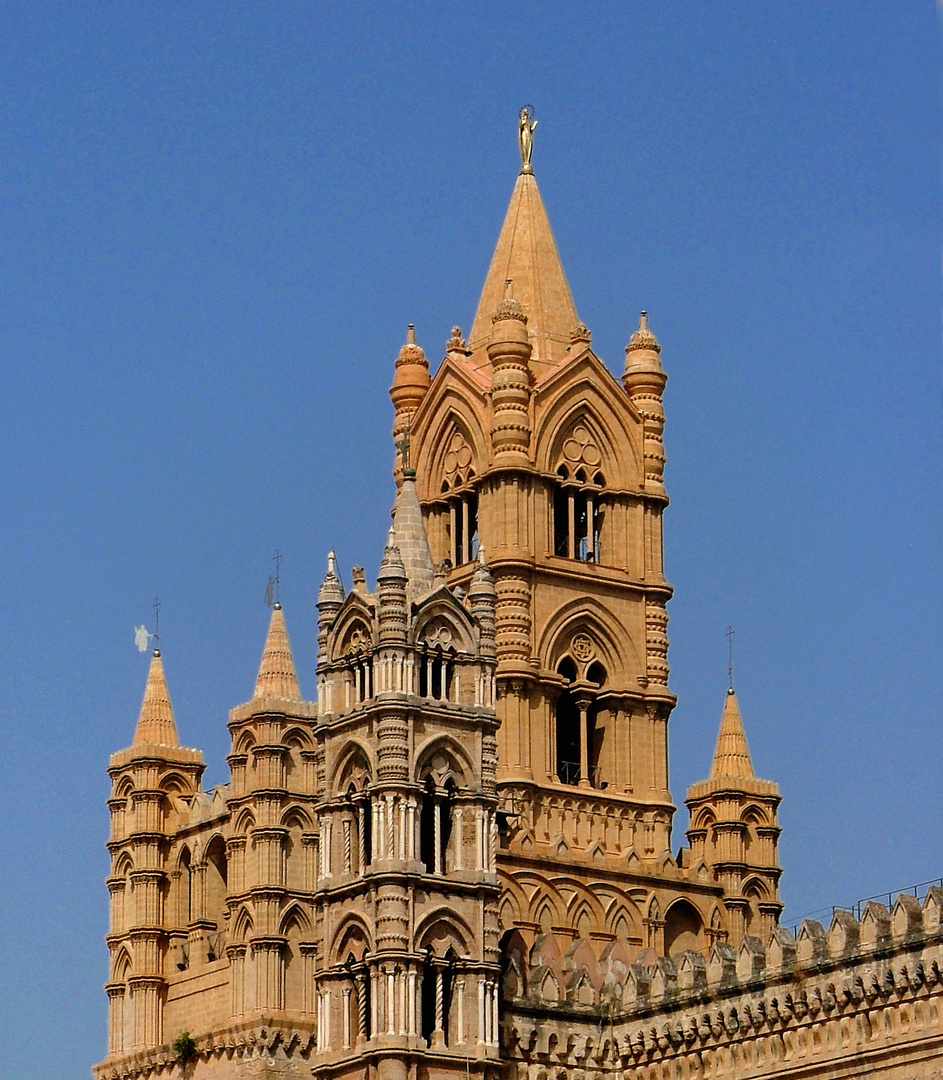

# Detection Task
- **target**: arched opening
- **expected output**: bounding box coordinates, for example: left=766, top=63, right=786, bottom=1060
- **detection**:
left=664, top=900, right=703, bottom=957
left=555, top=658, right=580, bottom=785
left=204, top=835, right=228, bottom=959
left=419, top=645, right=455, bottom=702
left=447, top=488, right=479, bottom=567
left=179, top=847, right=192, bottom=927
left=499, top=929, right=527, bottom=1005
left=420, top=948, right=457, bottom=1046
left=586, top=662, right=606, bottom=783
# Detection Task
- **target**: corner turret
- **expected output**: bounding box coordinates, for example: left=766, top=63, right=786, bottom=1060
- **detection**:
left=317, top=551, right=345, bottom=652
left=390, top=323, right=430, bottom=484
left=623, top=311, right=667, bottom=495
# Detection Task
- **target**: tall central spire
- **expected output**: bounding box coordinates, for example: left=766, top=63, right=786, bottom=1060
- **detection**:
left=464, top=117, right=579, bottom=384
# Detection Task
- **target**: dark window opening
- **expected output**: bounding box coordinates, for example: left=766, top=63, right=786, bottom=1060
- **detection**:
left=553, top=485, right=570, bottom=556
left=420, top=777, right=436, bottom=873
left=555, top=657, right=580, bottom=785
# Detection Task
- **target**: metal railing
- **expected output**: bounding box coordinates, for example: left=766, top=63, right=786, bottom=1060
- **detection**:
left=557, top=760, right=602, bottom=787
left=787, top=876, right=943, bottom=937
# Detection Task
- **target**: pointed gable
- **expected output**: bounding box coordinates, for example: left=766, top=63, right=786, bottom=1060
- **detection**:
left=133, top=650, right=179, bottom=747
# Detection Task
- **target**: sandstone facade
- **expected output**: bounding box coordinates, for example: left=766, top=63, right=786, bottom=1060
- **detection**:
left=95, top=129, right=941, bottom=1080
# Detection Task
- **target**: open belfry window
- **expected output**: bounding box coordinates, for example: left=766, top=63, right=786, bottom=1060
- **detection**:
left=553, top=635, right=607, bottom=788
left=553, top=423, right=604, bottom=562
left=441, top=428, right=479, bottom=567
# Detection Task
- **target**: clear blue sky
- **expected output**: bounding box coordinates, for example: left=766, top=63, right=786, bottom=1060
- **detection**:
left=0, top=4, right=938, bottom=1077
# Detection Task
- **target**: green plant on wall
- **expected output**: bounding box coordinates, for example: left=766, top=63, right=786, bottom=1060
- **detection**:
left=171, top=1031, right=197, bottom=1062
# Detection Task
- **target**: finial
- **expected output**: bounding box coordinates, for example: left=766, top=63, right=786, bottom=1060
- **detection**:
left=726, top=625, right=735, bottom=692
left=492, top=279, right=527, bottom=324
left=570, top=321, right=592, bottom=346
left=518, top=105, right=537, bottom=174
left=626, top=309, right=661, bottom=355
left=134, top=598, right=161, bottom=654
left=406, top=323, right=416, bottom=345
left=153, top=648, right=161, bottom=658
left=446, top=326, right=467, bottom=353
left=478, top=544, right=487, bottom=565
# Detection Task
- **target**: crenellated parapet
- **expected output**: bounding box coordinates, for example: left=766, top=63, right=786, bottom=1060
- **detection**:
left=502, top=887, right=943, bottom=1080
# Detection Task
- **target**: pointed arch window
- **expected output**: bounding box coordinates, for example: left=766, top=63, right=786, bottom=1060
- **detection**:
left=418, top=625, right=457, bottom=702
left=440, top=429, right=479, bottom=567
left=553, top=425, right=605, bottom=561
left=442, top=483, right=478, bottom=568
left=554, top=654, right=607, bottom=788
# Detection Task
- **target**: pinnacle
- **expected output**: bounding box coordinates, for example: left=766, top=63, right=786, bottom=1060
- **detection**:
left=709, top=688, right=756, bottom=780
left=466, top=170, right=578, bottom=382
left=133, top=649, right=179, bottom=747
left=254, top=604, right=301, bottom=701
left=390, top=474, right=435, bottom=601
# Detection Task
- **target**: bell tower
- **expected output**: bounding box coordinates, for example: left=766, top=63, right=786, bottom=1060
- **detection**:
left=398, top=119, right=730, bottom=964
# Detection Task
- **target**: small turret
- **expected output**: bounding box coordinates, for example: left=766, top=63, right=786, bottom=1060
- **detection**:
left=488, top=281, right=533, bottom=467
left=253, top=603, right=301, bottom=701
left=317, top=551, right=345, bottom=651
left=623, top=311, right=667, bottom=494
left=390, top=324, right=430, bottom=484
left=377, top=527, right=408, bottom=645
left=467, top=548, right=497, bottom=661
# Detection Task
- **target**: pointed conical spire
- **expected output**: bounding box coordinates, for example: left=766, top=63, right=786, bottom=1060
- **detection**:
left=254, top=603, right=301, bottom=700
left=390, top=474, right=435, bottom=601
left=133, top=649, right=179, bottom=747
left=709, top=689, right=755, bottom=780
left=466, top=169, right=579, bottom=383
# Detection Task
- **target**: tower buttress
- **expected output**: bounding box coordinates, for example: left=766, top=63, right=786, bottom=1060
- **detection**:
left=105, top=651, right=203, bottom=1058
left=225, top=604, right=317, bottom=1017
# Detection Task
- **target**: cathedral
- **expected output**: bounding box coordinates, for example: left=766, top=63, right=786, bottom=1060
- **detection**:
left=95, top=118, right=943, bottom=1080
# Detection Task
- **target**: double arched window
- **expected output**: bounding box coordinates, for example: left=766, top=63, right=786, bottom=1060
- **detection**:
left=419, top=774, right=455, bottom=875
left=554, top=649, right=607, bottom=788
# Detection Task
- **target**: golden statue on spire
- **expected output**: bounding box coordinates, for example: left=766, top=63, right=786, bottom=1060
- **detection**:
left=518, top=105, right=537, bottom=174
